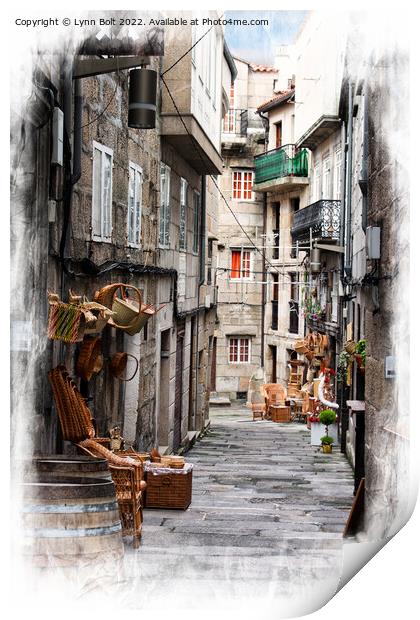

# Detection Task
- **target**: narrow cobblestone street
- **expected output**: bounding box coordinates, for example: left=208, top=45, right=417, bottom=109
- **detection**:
left=124, top=405, right=354, bottom=610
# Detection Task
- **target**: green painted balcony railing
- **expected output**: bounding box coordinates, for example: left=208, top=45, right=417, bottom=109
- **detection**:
left=254, top=144, right=308, bottom=185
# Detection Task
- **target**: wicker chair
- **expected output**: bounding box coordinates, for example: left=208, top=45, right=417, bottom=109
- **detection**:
left=261, top=384, right=287, bottom=418
left=48, top=365, right=146, bottom=547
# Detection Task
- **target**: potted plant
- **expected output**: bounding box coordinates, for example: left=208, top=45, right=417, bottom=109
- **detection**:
left=319, top=409, right=337, bottom=453
left=320, top=435, right=334, bottom=454
left=354, top=339, right=366, bottom=373
left=309, top=408, right=338, bottom=446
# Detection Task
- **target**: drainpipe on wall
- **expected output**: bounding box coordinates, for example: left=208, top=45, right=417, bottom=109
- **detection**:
left=360, top=91, right=369, bottom=233
left=261, top=192, right=267, bottom=368
left=344, top=83, right=354, bottom=277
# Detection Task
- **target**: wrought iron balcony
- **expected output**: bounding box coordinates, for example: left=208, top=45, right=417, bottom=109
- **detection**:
left=222, top=109, right=248, bottom=136
left=254, top=144, right=308, bottom=186
left=291, top=199, right=341, bottom=243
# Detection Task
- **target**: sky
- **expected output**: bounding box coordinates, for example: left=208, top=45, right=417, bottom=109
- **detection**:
left=225, top=10, right=307, bottom=65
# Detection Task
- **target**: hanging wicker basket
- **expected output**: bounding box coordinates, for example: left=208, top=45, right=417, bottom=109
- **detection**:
left=294, top=340, right=310, bottom=355
left=94, top=283, right=163, bottom=336
left=110, top=352, right=139, bottom=382
left=75, top=336, right=103, bottom=381
left=345, top=340, right=357, bottom=355
left=47, top=299, right=86, bottom=343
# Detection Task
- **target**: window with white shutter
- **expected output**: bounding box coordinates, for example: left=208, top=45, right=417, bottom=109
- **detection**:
left=128, top=162, right=142, bottom=247
left=92, top=141, right=113, bottom=241
left=159, top=163, right=171, bottom=247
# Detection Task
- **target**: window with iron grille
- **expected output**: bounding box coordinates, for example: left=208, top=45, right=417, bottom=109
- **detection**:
left=179, top=178, right=187, bottom=251
left=127, top=162, right=142, bottom=247
left=232, top=170, right=253, bottom=201
left=193, top=190, right=200, bottom=254
left=159, top=163, right=171, bottom=247
left=230, top=249, right=252, bottom=279
left=229, top=337, right=250, bottom=363
left=92, top=141, right=113, bottom=241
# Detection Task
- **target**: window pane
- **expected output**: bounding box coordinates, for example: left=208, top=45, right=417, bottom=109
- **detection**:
left=231, top=250, right=241, bottom=278
left=92, top=148, right=102, bottom=237
left=180, top=179, right=187, bottom=250
left=103, top=152, right=112, bottom=238
left=164, top=167, right=171, bottom=246
left=242, top=250, right=251, bottom=278
left=229, top=338, right=238, bottom=363
left=135, top=169, right=142, bottom=245
left=128, top=166, right=135, bottom=244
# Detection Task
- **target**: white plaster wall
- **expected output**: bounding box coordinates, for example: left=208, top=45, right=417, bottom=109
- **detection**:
left=294, top=12, right=347, bottom=142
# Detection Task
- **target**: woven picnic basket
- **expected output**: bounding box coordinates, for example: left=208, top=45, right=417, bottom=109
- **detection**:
left=144, top=468, right=192, bottom=510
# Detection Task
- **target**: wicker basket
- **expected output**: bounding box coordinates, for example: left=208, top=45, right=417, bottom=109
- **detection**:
left=270, top=405, right=291, bottom=423
left=144, top=469, right=192, bottom=510
left=294, top=340, right=309, bottom=355
left=110, top=352, right=139, bottom=381
left=94, top=283, right=159, bottom=336
left=75, top=336, right=103, bottom=381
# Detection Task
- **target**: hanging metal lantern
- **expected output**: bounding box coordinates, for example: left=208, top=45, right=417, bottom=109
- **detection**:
left=310, top=248, right=321, bottom=273
left=128, top=68, right=157, bottom=129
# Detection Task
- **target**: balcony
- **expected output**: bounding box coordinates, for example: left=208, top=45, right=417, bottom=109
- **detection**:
left=291, top=199, right=341, bottom=243
left=221, top=109, right=248, bottom=151
left=253, top=144, right=309, bottom=193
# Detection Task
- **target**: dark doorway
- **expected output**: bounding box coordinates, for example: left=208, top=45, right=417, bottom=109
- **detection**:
left=269, top=345, right=277, bottom=383
left=174, top=323, right=185, bottom=451
left=210, top=336, right=217, bottom=391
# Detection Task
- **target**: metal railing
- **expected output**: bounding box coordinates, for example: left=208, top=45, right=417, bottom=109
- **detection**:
left=222, top=109, right=248, bottom=136
left=254, top=144, right=308, bottom=185
left=291, top=199, right=341, bottom=242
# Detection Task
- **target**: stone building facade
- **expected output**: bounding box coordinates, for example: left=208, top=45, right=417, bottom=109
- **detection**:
left=11, top=15, right=233, bottom=458
left=214, top=57, right=277, bottom=399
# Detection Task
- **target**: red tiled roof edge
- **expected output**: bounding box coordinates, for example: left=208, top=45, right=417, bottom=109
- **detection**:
left=257, top=89, right=295, bottom=112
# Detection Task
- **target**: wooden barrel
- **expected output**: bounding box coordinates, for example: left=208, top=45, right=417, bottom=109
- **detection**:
left=21, top=475, right=124, bottom=567
left=26, top=455, right=112, bottom=481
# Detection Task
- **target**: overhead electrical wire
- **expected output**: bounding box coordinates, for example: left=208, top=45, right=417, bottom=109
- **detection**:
left=160, top=74, right=300, bottom=282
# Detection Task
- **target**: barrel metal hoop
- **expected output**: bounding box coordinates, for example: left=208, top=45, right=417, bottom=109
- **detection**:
left=23, top=501, right=119, bottom=514
left=24, top=523, right=122, bottom=538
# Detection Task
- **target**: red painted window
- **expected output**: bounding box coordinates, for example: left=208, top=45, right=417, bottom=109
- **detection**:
left=231, top=249, right=251, bottom=279
left=232, top=170, right=253, bottom=200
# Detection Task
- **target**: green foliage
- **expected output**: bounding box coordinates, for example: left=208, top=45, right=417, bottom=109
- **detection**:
left=319, top=409, right=337, bottom=426
left=320, top=435, right=334, bottom=445
left=337, top=350, right=350, bottom=383
left=355, top=339, right=366, bottom=364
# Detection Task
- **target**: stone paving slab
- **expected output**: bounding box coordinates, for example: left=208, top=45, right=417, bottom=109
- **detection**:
left=124, top=405, right=354, bottom=608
